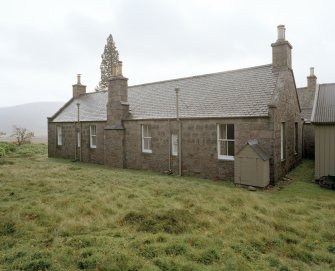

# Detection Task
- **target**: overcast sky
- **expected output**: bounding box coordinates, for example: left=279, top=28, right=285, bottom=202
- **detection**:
left=0, top=0, right=334, bottom=107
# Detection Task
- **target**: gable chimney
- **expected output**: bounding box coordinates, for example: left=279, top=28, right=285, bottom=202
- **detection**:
left=72, top=74, right=86, bottom=98
left=307, top=67, right=317, bottom=91
left=271, top=25, right=293, bottom=70
left=106, top=61, right=129, bottom=128
left=104, top=60, right=129, bottom=168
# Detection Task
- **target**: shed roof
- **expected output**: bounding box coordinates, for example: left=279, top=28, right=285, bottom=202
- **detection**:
left=52, top=64, right=279, bottom=122
left=312, top=83, right=335, bottom=124
left=236, top=139, right=271, bottom=161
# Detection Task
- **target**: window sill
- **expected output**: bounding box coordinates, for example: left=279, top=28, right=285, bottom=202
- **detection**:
left=142, top=150, right=152, bottom=154
left=90, top=146, right=97, bottom=149
left=281, top=159, right=286, bottom=162
left=218, top=156, right=234, bottom=161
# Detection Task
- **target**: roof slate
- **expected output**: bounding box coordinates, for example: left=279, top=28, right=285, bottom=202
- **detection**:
left=312, top=83, right=335, bottom=123
left=52, top=64, right=279, bottom=122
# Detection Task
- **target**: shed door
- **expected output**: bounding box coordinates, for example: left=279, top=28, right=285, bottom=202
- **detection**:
left=240, top=157, right=259, bottom=186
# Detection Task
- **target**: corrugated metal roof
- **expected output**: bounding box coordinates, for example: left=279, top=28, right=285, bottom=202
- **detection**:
left=312, top=83, right=335, bottom=123
left=52, top=64, right=279, bottom=122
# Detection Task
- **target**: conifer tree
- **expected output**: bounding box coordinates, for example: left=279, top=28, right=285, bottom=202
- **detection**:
left=96, top=34, right=120, bottom=91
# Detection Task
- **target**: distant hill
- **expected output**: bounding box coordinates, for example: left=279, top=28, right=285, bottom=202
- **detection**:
left=0, top=102, right=64, bottom=137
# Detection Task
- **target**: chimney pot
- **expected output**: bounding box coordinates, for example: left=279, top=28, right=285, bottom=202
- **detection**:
left=112, top=61, right=123, bottom=77
left=307, top=67, right=317, bottom=91
left=277, top=25, right=285, bottom=41
left=77, top=74, right=81, bottom=85
left=310, top=67, right=314, bottom=76
left=73, top=74, right=86, bottom=98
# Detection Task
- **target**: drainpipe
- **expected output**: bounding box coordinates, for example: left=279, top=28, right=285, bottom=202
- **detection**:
left=77, top=103, right=81, bottom=162
left=74, top=120, right=77, bottom=161
left=175, top=88, right=182, bottom=176
left=168, top=119, right=171, bottom=171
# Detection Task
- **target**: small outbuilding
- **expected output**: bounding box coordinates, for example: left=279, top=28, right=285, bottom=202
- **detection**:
left=311, top=83, right=335, bottom=180
left=234, top=139, right=270, bottom=187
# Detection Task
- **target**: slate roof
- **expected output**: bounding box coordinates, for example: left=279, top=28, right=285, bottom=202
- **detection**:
left=297, top=87, right=314, bottom=122
left=52, top=64, right=279, bottom=122
left=312, top=83, right=335, bottom=123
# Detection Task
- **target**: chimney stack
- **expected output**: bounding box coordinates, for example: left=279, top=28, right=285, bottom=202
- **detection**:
left=106, top=60, right=129, bottom=128
left=271, top=25, right=293, bottom=70
left=73, top=74, right=86, bottom=98
left=307, top=67, right=317, bottom=91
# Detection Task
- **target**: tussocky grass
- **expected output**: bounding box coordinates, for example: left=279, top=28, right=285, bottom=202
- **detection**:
left=0, top=143, right=334, bottom=270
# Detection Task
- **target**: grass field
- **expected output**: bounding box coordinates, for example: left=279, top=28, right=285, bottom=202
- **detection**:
left=0, top=143, right=334, bottom=271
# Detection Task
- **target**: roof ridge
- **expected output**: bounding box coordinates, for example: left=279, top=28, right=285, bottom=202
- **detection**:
left=77, top=90, right=107, bottom=97
left=128, top=64, right=272, bottom=88
left=319, top=83, right=335, bottom=87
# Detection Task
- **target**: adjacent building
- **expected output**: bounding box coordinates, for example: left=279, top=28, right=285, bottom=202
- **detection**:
left=297, top=68, right=317, bottom=158
left=311, top=83, right=335, bottom=179
left=48, top=25, right=303, bottom=185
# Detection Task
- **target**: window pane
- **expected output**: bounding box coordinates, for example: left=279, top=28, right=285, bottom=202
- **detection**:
left=172, top=134, right=178, bottom=155
left=219, top=125, right=226, bottom=140
left=148, top=138, right=151, bottom=150
left=92, top=136, right=96, bottom=147
left=228, top=141, right=234, bottom=156
left=220, top=140, right=227, bottom=156
left=143, top=125, right=147, bottom=137
left=227, top=124, right=234, bottom=140
left=77, top=132, right=80, bottom=147
left=91, top=126, right=96, bottom=136
left=143, top=125, right=150, bottom=137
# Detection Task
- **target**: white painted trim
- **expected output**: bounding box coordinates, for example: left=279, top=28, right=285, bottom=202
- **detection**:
left=141, top=124, right=152, bottom=153
left=171, top=134, right=178, bottom=156
left=280, top=122, right=285, bottom=160
left=90, top=125, right=97, bottom=148
left=56, top=126, right=62, bottom=146
left=218, top=155, right=234, bottom=161
left=217, top=124, right=235, bottom=160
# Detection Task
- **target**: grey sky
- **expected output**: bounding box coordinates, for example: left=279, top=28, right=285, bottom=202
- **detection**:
left=0, top=0, right=334, bottom=107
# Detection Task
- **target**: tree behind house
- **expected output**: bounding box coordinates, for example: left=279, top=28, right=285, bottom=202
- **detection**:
left=96, top=34, right=120, bottom=91
left=11, top=126, right=34, bottom=145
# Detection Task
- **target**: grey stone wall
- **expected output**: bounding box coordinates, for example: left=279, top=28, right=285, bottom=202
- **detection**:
left=123, top=117, right=274, bottom=181
left=270, top=69, right=302, bottom=182
left=48, top=122, right=105, bottom=164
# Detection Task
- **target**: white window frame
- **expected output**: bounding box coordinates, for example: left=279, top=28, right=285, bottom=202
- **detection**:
left=142, top=124, right=152, bottom=153
left=294, top=122, right=298, bottom=154
left=281, top=122, right=286, bottom=160
left=56, top=126, right=62, bottom=146
left=217, top=124, right=234, bottom=160
left=77, top=131, right=81, bottom=148
left=90, top=125, right=97, bottom=149
left=171, top=134, right=178, bottom=156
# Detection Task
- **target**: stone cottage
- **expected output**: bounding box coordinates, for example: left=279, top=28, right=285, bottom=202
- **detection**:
left=297, top=68, right=317, bottom=158
left=48, top=25, right=302, bottom=184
